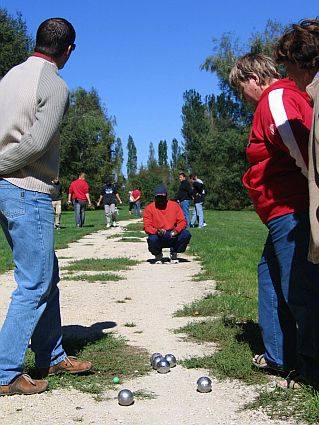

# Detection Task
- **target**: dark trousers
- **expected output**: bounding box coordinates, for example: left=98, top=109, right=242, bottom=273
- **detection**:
left=147, top=229, right=191, bottom=255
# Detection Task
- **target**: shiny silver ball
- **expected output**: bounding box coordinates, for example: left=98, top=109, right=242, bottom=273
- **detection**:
left=164, top=353, right=177, bottom=368
left=152, top=355, right=164, bottom=369
left=197, top=376, right=212, bottom=393
left=150, top=352, right=162, bottom=366
left=118, top=389, right=134, bottom=406
left=157, top=358, right=170, bottom=374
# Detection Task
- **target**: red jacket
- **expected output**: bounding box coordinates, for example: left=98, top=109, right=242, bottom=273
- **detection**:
left=68, top=179, right=89, bottom=201
left=143, top=200, right=186, bottom=234
left=243, top=78, right=312, bottom=223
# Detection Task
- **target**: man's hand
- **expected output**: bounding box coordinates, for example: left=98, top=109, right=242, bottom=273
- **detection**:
left=170, top=230, right=178, bottom=238
left=157, top=228, right=166, bottom=237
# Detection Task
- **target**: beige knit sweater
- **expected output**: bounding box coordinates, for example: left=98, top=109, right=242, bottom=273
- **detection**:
left=307, top=77, right=319, bottom=263
left=0, top=56, right=69, bottom=194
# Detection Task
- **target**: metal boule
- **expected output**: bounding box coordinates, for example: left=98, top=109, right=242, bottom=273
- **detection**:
left=152, top=355, right=164, bottom=369
left=196, top=376, right=212, bottom=393
left=150, top=352, right=162, bottom=366
left=118, top=389, right=134, bottom=406
left=156, top=358, right=170, bottom=374
left=164, top=353, right=177, bottom=367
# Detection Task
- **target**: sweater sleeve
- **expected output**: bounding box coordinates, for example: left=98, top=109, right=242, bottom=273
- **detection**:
left=143, top=204, right=157, bottom=234
left=0, top=69, right=69, bottom=175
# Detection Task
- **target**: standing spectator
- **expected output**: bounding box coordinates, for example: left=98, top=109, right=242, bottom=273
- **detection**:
left=0, top=18, right=91, bottom=396
left=190, top=174, right=206, bottom=228
left=132, top=187, right=141, bottom=217
left=177, top=172, right=193, bottom=228
left=68, top=172, right=91, bottom=227
left=274, top=19, right=319, bottom=265
left=51, top=177, right=62, bottom=229
left=128, top=191, right=134, bottom=215
left=96, top=177, right=122, bottom=227
left=143, top=184, right=191, bottom=263
left=229, top=53, right=319, bottom=389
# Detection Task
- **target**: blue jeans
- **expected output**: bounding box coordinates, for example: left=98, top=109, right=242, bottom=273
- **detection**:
left=180, top=200, right=190, bottom=228
left=133, top=200, right=140, bottom=217
left=73, top=199, right=86, bottom=227
left=258, top=211, right=319, bottom=380
left=0, top=180, right=66, bottom=384
left=191, top=202, right=204, bottom=227
left=147, top=229, right=191, bottom=255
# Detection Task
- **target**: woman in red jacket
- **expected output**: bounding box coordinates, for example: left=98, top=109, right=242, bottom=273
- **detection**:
left=230, top=53, right=319, bottom=389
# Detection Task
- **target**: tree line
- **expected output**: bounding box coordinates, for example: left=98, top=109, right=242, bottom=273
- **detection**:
left=0, top=8, right=287, bottom=208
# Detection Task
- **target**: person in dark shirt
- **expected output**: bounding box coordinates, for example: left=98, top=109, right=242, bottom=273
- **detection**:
left=97, top=177, right=122, bottom=227
left=190, top=174, right=206, bottom=228
left=177, top=172, right=193, bottom=228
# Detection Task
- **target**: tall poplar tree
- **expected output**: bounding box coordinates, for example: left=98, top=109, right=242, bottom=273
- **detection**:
left=158, top=140, right=168, bottom=167
left=126, top=135, right=137, bottom=177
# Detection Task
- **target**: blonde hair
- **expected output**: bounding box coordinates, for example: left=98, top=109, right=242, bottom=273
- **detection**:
left=229, top=53, right=280, bottom=89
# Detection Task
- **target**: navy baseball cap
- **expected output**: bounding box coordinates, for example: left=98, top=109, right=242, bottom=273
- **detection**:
left=154, top=184, right=167, bottom=197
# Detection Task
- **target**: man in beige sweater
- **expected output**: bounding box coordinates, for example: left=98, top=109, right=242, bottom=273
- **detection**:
left=0, top=18, right=91, bottom=396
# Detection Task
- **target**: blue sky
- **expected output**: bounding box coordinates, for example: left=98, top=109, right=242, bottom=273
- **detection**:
left=1, top=0, right=318, bottom=170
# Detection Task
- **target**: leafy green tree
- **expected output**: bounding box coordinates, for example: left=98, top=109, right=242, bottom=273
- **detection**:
left=127, top=135, right=137, bottom=177
left=0, top=8, right=33, bottom=77
left=60, top=87, right=115, bottom=201
left=158, top=140, right=168, bottom=167
left=181, top=89, right=212, bottom=172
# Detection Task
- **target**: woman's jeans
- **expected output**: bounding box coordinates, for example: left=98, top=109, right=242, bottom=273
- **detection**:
left=191, top=202, right=204, bottom=227
left=133, top=200, right=140, bottom=217
left=0, top=180, right=66, bottom=384
left=258, top=211, right=319, bottom=380
left=180, top=200, right=190, bottom=228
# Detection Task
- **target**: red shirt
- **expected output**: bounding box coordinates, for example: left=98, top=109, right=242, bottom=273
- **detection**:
left=68, top=178, right=89, bottom=201
left=132, top=189, right=140, bottom=201
left=243, top=78, right=312, bottom=223
left=143, top=200, right=187, bottom=234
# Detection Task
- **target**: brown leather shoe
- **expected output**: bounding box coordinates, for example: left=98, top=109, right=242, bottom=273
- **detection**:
left=35, top=356, right=92, bottom=378
left=0, top=374, right=48, bottom=396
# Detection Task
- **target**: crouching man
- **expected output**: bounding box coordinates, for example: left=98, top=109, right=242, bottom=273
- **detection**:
left=143, top=184, right=191, bottom=263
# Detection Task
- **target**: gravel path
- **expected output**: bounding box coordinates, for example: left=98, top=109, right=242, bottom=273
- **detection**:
left=0, top=220, right=297, bottom=424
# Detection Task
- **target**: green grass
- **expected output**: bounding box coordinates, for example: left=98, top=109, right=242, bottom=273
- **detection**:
left=63, top=273, right=122, bottom=282
left=244, top=386, right=319, bottom=424
left=24, top=333, right=149, bottom=396
left=118, top=237, right=144, bottom=243
left=175, top=210, right=319, bottom=424
left=0, top=208, right=133, bottom=274
left=62, top=257, right=139, bottom=272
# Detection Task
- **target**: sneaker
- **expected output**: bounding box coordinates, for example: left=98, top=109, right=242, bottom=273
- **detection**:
left=202, top=223, right=207, bottom=227
left=106, top=223, right=111, bottom=228
left=34, top=356, right=92, bottom=378
left=0, top=374, right=48, bottom=396
left=170, top=252, right=179, bottom=264
left=154, top=253, right=163, bottom=264
left=112, top=222, right=118, bottom=227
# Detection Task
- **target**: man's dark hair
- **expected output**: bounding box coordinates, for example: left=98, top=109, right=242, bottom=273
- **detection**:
left=179, top=172, right=186, bottom=177
left=35, top=18, right=76, bottom=58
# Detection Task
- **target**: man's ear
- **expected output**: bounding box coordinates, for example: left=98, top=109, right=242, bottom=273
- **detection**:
left=251, top=73, right=261, bottom=86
